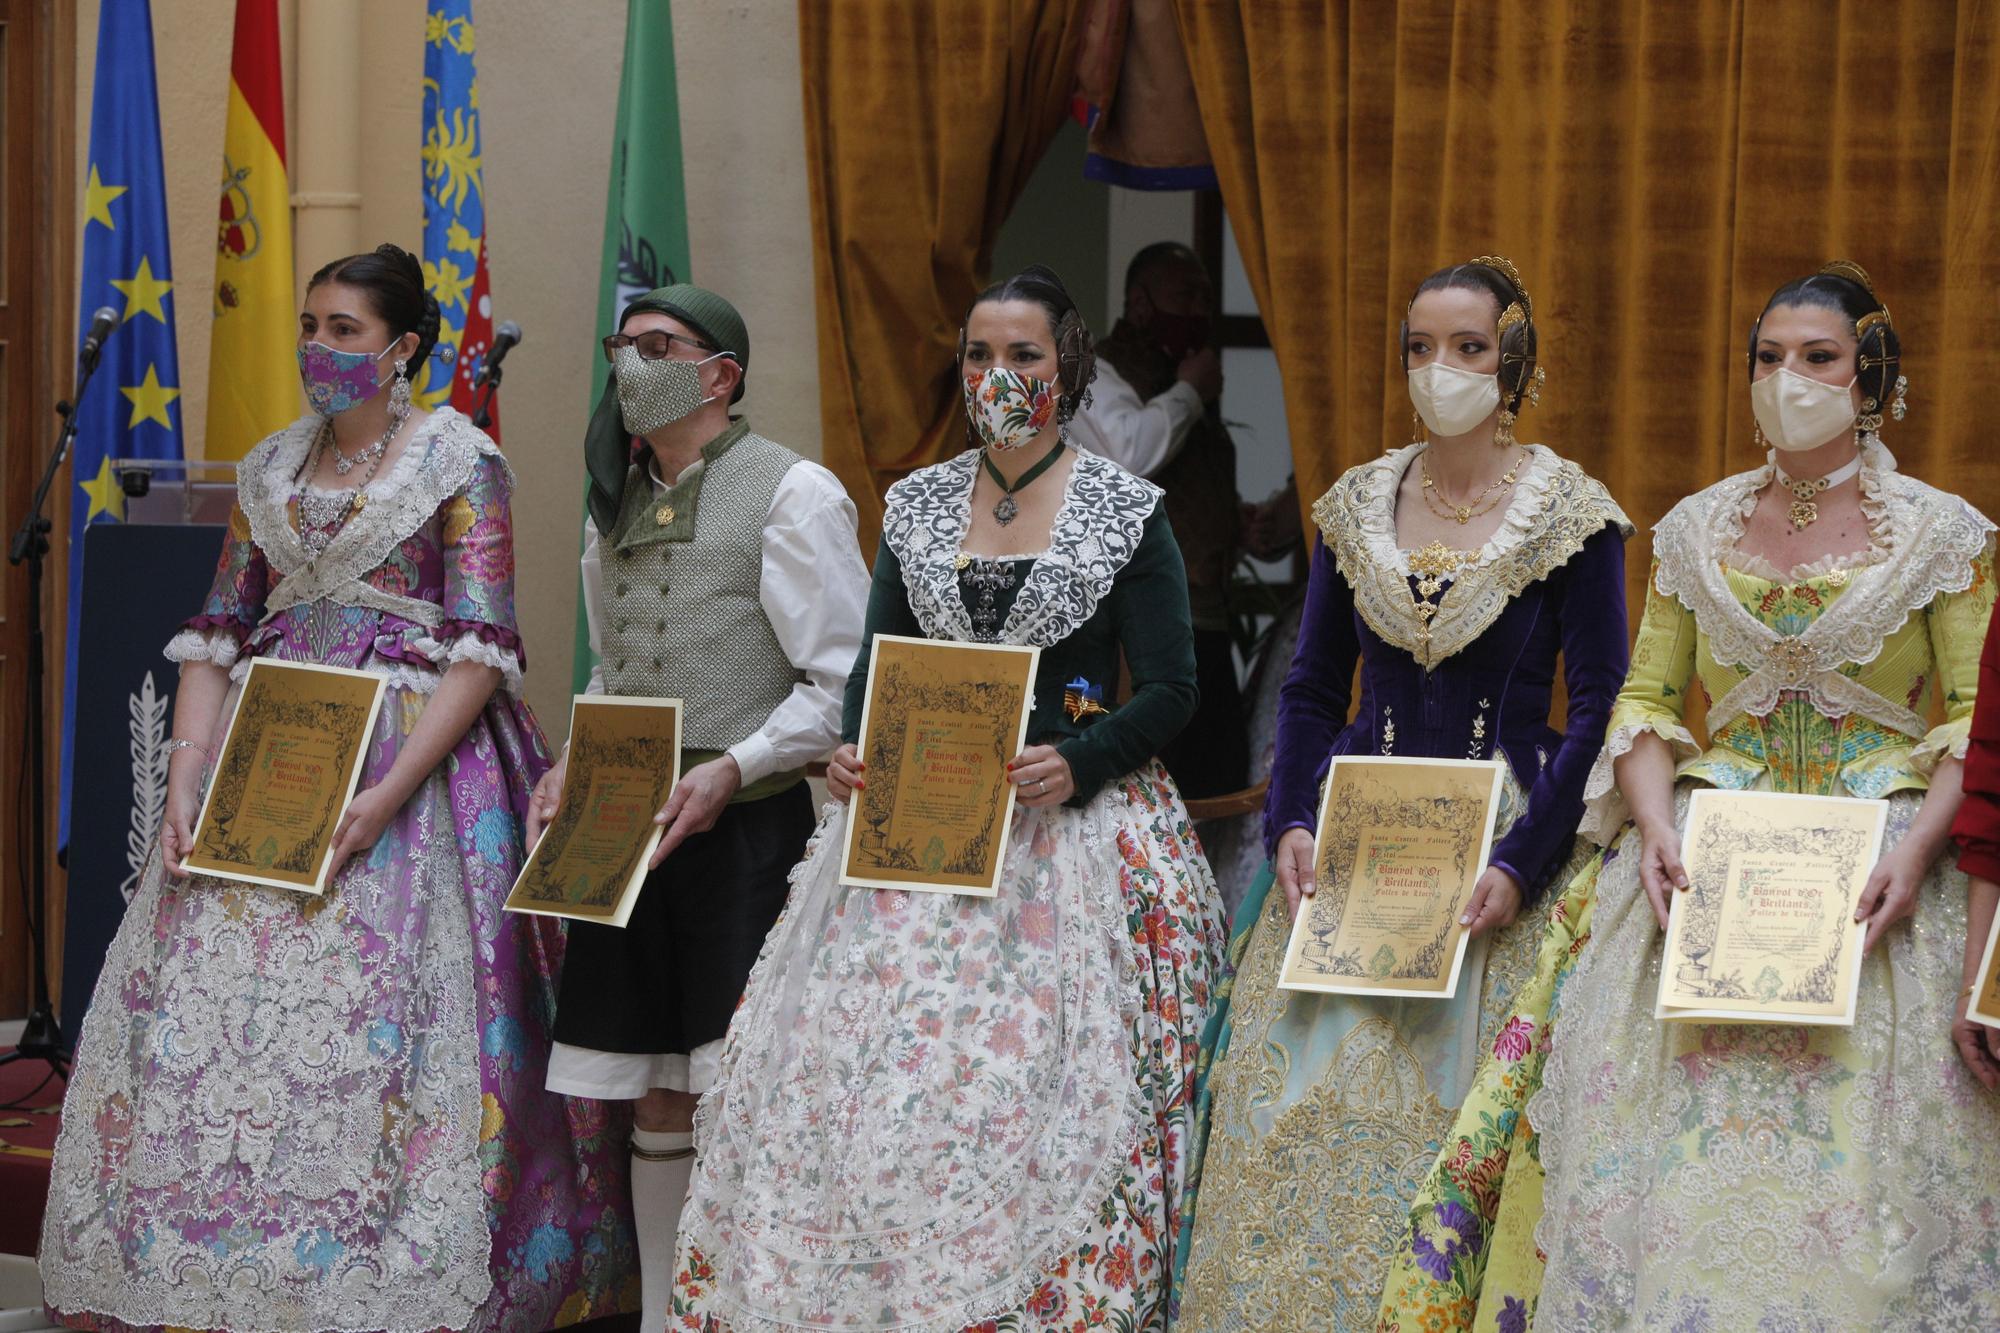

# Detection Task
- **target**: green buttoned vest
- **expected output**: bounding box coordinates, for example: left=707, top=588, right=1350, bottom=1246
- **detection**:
left=602, top=422, right=805, bottom=785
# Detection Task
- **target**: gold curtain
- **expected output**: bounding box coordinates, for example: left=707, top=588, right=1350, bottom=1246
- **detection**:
left=1174, top=0, right=2000, bottom=617
left=797, top=1, right=1090, bottom=544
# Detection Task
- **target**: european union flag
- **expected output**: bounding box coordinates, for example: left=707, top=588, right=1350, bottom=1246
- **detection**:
left=63, top=0, right=185, bottom=846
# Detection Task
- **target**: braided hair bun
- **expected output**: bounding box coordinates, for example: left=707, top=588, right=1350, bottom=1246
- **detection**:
left=307, top=242, right=442, bottom=371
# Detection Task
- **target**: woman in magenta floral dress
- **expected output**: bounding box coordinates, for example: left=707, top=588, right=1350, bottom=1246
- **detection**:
left=40, top=246, right=635, bottom=1333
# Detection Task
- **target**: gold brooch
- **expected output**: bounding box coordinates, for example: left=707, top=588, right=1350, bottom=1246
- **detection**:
left=1408, top=541, right=1474, bottom=599
left=655, top=505, right=676, bottom=526
left=1765, top=636, right=1816, bottom=687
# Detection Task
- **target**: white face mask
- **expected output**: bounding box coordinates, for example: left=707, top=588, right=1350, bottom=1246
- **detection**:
left=1407, top=361, right=1501, bottom=438
left=1750, top=367, right=1858, bottom=452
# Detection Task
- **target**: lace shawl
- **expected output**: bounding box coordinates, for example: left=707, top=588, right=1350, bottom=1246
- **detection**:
left=881, top=446, right=1161, bottom=646
left=1311, top=443, right=1632, bottom=670
left=165, top=410, right=525, bottom=692
left=1580, top=439, right=1994, bottom=838
left=1653, top=438, right=1989, bottom=740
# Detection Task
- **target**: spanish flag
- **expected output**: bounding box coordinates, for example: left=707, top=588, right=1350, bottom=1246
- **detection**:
left=206, top=0, right=294, bottom=460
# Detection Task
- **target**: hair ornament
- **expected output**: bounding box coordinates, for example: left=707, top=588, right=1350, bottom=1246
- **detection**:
left=1469, top=254, right=1529, bottom=304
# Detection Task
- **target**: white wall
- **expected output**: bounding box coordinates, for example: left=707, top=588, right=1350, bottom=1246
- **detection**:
left=72, top=0, right=821, bottom=728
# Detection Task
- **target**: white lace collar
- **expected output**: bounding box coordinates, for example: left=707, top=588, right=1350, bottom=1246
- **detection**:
left=881, top=446, right=1161, bottom=647
left=1312, top=443, right=1630, bottom=668
left=1652, top=436, right=1995, bottom=735
left=1715, top=442, right=1892, bottom=582
left=237, top=409, right=506, bottom=624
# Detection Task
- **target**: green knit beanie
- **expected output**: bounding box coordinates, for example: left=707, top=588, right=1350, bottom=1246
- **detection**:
left=640, top=283, right=749, bottom=390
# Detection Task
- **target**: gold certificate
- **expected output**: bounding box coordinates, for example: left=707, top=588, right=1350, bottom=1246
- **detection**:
left=840, top=634, right=1039, bottom=897
left=1969, top=896, right=2000, bottom=1033
left=1657, top=790, right=1887, bottom=1026
left=505, top=695, right=682, bottom=927
left=182, top=658, right=388, bottom=895
left=1278, top=756, right=1505, bottom=997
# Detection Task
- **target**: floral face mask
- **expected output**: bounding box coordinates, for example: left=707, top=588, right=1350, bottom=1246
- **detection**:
left=962, top=366, right=1058, bottom=451
left=297, top=338, right=403, bottom=417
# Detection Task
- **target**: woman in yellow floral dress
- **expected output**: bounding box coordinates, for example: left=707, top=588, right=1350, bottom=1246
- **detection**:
left=1383, top=261, right=2000, bottom=1330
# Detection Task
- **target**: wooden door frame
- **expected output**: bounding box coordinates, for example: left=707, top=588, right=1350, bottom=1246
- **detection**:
left=0, top=0, right=76, bottom=1020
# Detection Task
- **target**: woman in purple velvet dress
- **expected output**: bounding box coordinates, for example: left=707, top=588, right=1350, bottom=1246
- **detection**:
left=40, top=246, right=635, bottom=1333
left=1172, top=258, right=1631, bottom=1331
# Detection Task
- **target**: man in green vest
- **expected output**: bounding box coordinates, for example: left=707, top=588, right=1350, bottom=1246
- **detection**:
left=530, top=284, right=868, bottom=1326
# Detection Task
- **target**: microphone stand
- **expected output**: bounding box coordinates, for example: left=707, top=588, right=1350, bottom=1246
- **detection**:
left=470, top=360, right=504, bottom=430
left=0, top=345, right=105, bottom=1081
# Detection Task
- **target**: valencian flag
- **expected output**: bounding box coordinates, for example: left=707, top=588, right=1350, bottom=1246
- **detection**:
left=419, top=0, right=497, bottom=426
left=63, top=0, right=186, bottom=844
left=572, top=0, right=693, bottom=690
left=205, top=0, right=294, bottom=461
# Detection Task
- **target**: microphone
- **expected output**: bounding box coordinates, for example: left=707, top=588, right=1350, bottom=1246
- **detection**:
left=476, top=320, right=522, bottom=387
left=78, top=306, right=120, bottom=370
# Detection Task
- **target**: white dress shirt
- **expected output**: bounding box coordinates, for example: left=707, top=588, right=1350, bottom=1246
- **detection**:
left=1067, top=358, right=1205, bottom=478
left=577, top=451, right=869, bottom=784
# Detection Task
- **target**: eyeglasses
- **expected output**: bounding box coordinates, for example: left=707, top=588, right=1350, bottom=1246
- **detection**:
left=602, top=330, right=717, bottom=363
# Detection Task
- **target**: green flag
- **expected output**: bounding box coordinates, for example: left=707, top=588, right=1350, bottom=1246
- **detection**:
left=572, top=0, right=694, bottom=690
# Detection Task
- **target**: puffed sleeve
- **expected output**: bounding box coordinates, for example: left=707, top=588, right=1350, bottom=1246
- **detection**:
left=1262, top=535, right=1362, bottom=855
left=1913, top=540, right=1996, bottom=775
left=1487, top=522, right=1630, bottom=898
left=164, top=503, right=273, bottom=669
left=1576, top=559, right=1701, bottom=842
left=1055, top=509, right=1198, bottom=803
left=1952, top=580, right=2000, bottom=882
left=431, top=449, right=527, bottom=692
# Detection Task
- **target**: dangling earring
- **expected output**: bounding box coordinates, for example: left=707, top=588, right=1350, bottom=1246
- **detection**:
left=1753, top=422, right=1766, bottom=451
left=1495, top=407, right=1517, bottom=448
left=1857, top=396, right=1884, bottom=435
left=390, top=358, right=412, bottom=412
left=1411, top=409, right=1426, bottom=444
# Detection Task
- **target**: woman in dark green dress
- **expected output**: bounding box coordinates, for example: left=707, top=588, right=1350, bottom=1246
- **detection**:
left=672, top=266, right=1228, bottom=1332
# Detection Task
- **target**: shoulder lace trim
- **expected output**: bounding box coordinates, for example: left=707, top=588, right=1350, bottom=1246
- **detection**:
left=1651, top=436, right=1995, bottom=736
left=881, top=444, right=1161, bottom=646
left=1310, top=443, right=1631, bottom=667
left=238, top=410, right=506, bottom=628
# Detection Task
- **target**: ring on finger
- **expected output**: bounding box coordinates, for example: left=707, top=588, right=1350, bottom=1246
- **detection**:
left=1034, top=778, right=1047, bottom=795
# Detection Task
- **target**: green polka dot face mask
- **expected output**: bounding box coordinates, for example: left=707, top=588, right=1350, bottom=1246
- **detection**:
left=614, top=346, right=728, bottom=436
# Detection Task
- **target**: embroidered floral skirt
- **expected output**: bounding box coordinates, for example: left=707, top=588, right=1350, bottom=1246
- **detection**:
left=40, top=680, right=637, bottom=1333
left=1374, top=840, right=1605, bottom=1332
left=1521, top=786, right=2000, bottom=1329
left=672, top=761, right=1227, bottom=1332
left=1174, top=779, right=1593, bottom=1333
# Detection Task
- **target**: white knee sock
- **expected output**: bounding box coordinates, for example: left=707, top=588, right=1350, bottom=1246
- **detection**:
left=631, top=1127, right=696, bottom=1332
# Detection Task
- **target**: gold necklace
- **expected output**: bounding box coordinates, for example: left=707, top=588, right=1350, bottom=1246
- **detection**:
left=1772, top=453, right=1863, bottom=530
left=1420, top=447, right=1525, bottom=525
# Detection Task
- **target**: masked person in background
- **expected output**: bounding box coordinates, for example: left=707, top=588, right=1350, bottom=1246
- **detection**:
left=41, top=244, right=634, bottom=1333
left=1071, top=241, right=1251, bottom=798
left=529, top=284, right=868, bottom=1333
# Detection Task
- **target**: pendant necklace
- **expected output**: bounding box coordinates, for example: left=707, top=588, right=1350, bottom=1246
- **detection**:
left=1420, top=446, right=1524, bottom=525
left=298, top=408, right=404, bottom=555
left=1773, top=451, right=1863, bottom=530
left=981, top=439, right=1066, bottom=526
